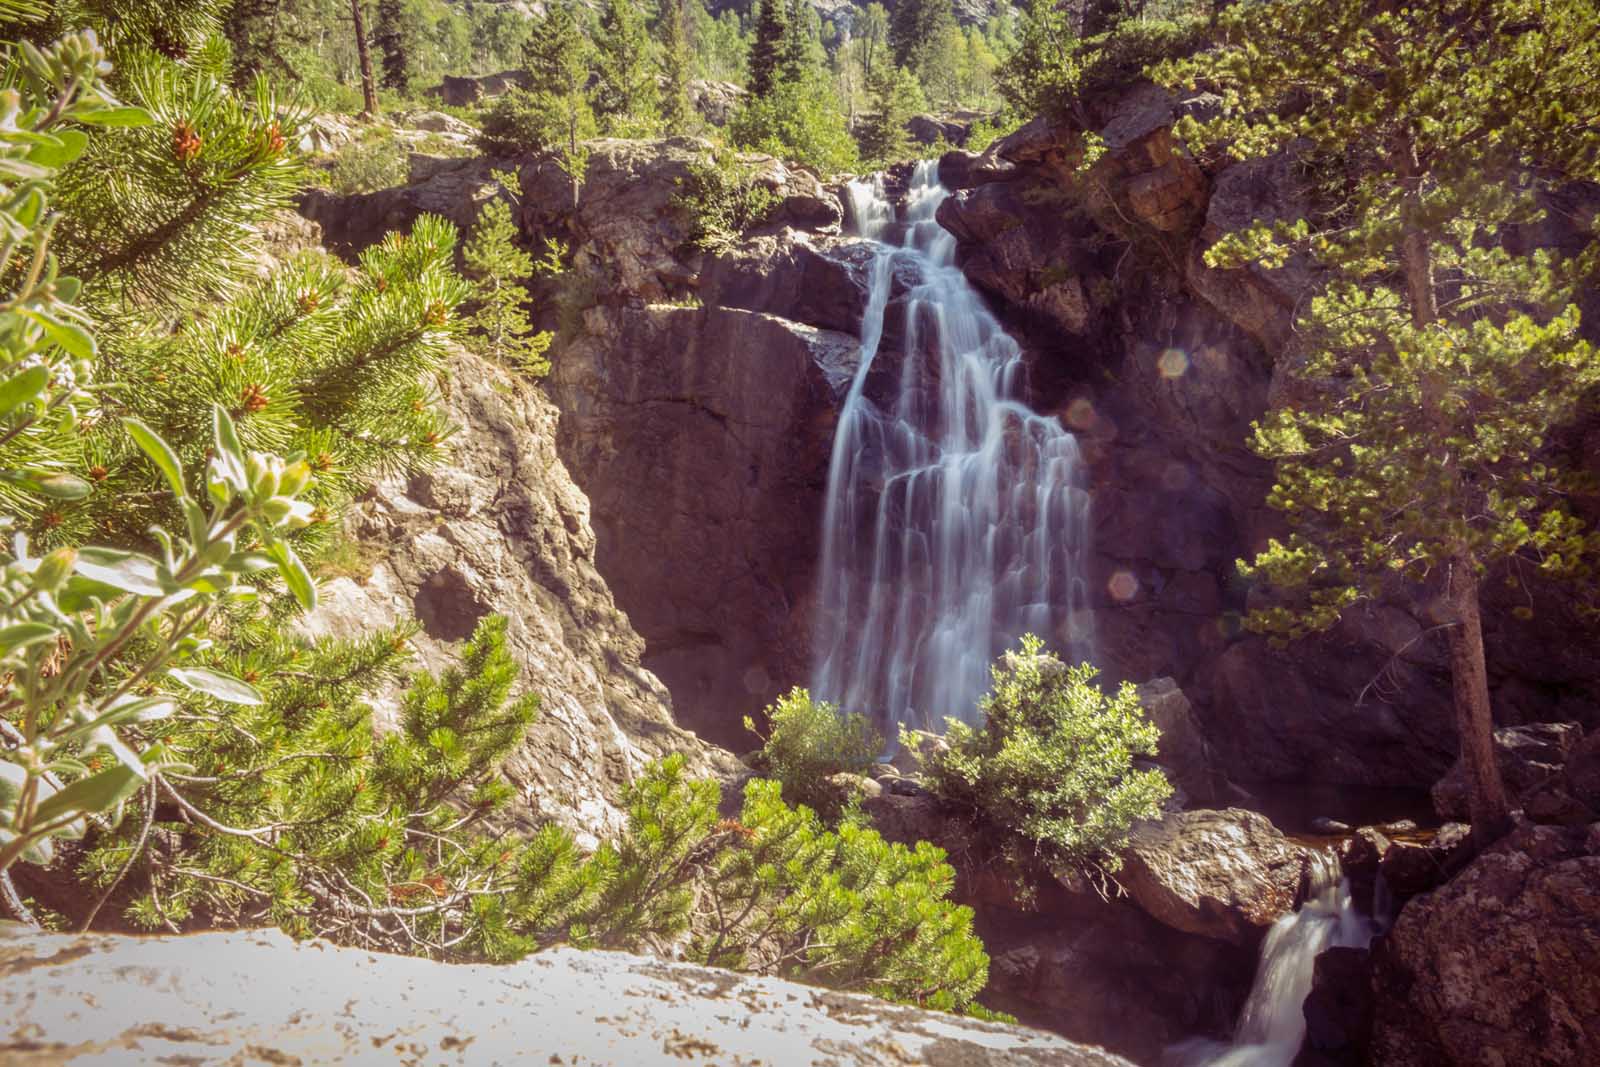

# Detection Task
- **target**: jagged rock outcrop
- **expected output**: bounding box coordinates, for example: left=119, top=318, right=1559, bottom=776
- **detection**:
left=300, top=349, right=740, bottom=840
left=1369, top=819, right=1600, bottom=1066
left=0, top=926, right=1133, bottom=1067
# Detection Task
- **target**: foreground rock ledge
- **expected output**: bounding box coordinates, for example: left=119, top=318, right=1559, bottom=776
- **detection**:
left=0, top=927, right=1133, bottom=1066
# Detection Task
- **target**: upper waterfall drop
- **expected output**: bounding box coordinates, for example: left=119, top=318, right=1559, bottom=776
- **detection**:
left=811, top=161, right=1093, bottom=736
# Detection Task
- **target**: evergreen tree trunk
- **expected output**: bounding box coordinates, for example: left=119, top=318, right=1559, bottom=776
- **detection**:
left=1399, top=142, right=1512, bottom=846
left=350, top=0, right=379, bottom=119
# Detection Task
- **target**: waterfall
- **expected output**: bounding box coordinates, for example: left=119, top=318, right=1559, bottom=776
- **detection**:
left=811, top=161, right=1093, bottom=737
left=1165, top=853, right=1381, bottom=1067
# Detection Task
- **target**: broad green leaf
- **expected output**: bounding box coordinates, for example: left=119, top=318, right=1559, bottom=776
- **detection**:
left=19, top=309, right=95, bottom=359
left=31, top=764, right=142, bottom=824
left=168, top=667, right=264, bottom=705
left=74, top=546, right=164, bottom=596
left=0, top=621, right=58, bottom=656
left=30, top=471, right=92, bottom=499
left=122, top=417, right=186, bottom=499
left=0, top=364, right=49, bottom=417
left=23, top=128, right=88, bottom=168
left=269, top=540, right=317, bottom=612
left=72, top=106, right=153, bottom=127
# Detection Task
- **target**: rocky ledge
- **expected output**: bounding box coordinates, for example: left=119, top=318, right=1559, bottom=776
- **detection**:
left=0, top=926, right=1133, bottom=1067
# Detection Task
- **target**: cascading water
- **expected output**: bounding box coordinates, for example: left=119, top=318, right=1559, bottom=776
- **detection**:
left=811, top=161, right=1093, bottom=736
left=1166, top=853, right=1384, bottom=1067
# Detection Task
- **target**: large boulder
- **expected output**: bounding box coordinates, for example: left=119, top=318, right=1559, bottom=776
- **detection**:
left=1369, top=820, right=1600, bottom=1066
left=1135, top=677, right=1224, bottom=804
left=0, top=926, right=1133, bottom=1067
left=1118, top=808, right=1308, bottom=945
left=299, top=349, right=739, bottom=841
left=1431, top=721, right=1586, bottom=821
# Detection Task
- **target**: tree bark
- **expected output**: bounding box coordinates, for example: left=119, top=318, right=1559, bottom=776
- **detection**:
left=1398, top=140, right=1513, bottom=846
left=350, top=0, right=379, bottom=120
left=1444, top=556, right=1513, bottom=844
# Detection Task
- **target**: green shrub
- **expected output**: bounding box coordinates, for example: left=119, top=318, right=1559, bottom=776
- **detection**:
left=463, top=189, right=554, bottom=377
left=727, top=76, right=859, bottom=176
left=913, top=635, right=1172, bottom=880
left=674, top=149, right=780, bottom=254
left=322, top=132, right=410, bottom=195
left=585, top=758, right=989, bottom=1013
left=474, top=88, right=563, bottom=157
left=745, top=687, right=880, bottom=818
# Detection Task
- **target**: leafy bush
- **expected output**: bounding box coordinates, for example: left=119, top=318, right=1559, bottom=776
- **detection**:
left=322, top=132, right=410, bottom=195
left=744, top=688, right=881, bottom=818
left=674, top=149, right=780, bottom=254
left=913, top=635, right=1172, bottom=880
left=997, top=4, right=1212, bottom=122
left=728, top=76, right=859, bottom=176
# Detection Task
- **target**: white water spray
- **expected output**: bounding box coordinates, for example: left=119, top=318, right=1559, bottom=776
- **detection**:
left=1166, top=853, right=1382, bottom=1067
left=811, top=162, right=1093, bottom=736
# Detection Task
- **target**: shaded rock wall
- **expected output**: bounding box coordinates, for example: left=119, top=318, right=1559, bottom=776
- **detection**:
left=0, top=926, right=1135, bottom=1067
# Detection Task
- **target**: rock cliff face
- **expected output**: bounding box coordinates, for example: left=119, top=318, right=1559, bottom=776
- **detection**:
left=0, top=926, right=1135, bottom=1067
left=1369, top=820, right=1600, bottom=1066
left=525, top=138, right=865, bottom=745
left=300, top=347, right=739, bottom=839
left=931, top=86, right=1600, bottom=790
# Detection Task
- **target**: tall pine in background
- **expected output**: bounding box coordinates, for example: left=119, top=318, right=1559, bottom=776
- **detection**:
left=592, top=0, right=658, bottom=136
left=1156, top=0, right=1600, bottom=845
left=374, top=0, right=410, bottom=93
left=748, top=0, right=789, bottom=98
left=657, top=0, right=693, bottom=133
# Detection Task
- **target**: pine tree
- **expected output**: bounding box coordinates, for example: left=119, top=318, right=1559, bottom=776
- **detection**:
left=748, top=0, right=789, bottom=98
left=463, top=190, right=554, bottom=378
left=657, top=0, right=693, bottom=133
left=1155, top=0, right=1600, bottom=846
left=888, top=0, right=955, bottom=83
left=519, top=1, right=597, bottom=208
left=592, top=0, right=659, bottom=136
left=374, top=0, right=409, bottom=93
left=859, top=64, right=925, bottom=166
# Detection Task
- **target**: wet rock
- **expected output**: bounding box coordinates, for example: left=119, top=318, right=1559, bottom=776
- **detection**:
left=1370, top=820, right=1600, bottom=1066
left=1431, top=721, right=1585, bottom=821
left=1118, top=808, right=1308, bottom=945
left=1311, top=817, right=1352, bottom=835
left=1338, top=828, right=1391, bottom=912
left=1299, top=945, right=1374, bottom=1065
left=1377, top=823, right=1471, bottom=899
left=1136, top=677, right=1224, bottom=803
left=1565, top=728, right=1600, bottom=812
left=0, top=926, right=1131, bottom=1067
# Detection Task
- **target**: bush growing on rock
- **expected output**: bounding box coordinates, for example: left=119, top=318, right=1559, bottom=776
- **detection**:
left=913, top=635, right=1172, bottom=883
left=584, top=758, right=989, bottom=1013
left=674, top=149, right=780, bottom=254
left=744, top=687, right=881, bottom=819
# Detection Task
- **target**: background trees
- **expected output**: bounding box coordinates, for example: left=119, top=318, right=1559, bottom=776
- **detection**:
left=1156, top=0, right=1600, bottom=844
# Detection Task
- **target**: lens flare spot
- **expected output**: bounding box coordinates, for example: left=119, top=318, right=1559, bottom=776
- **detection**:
left=1157, top=348, right=1189, bottom=379
left=1066, top=397, right=1097, bottom=431
left=1107, top=570, right=1140, bottom=602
